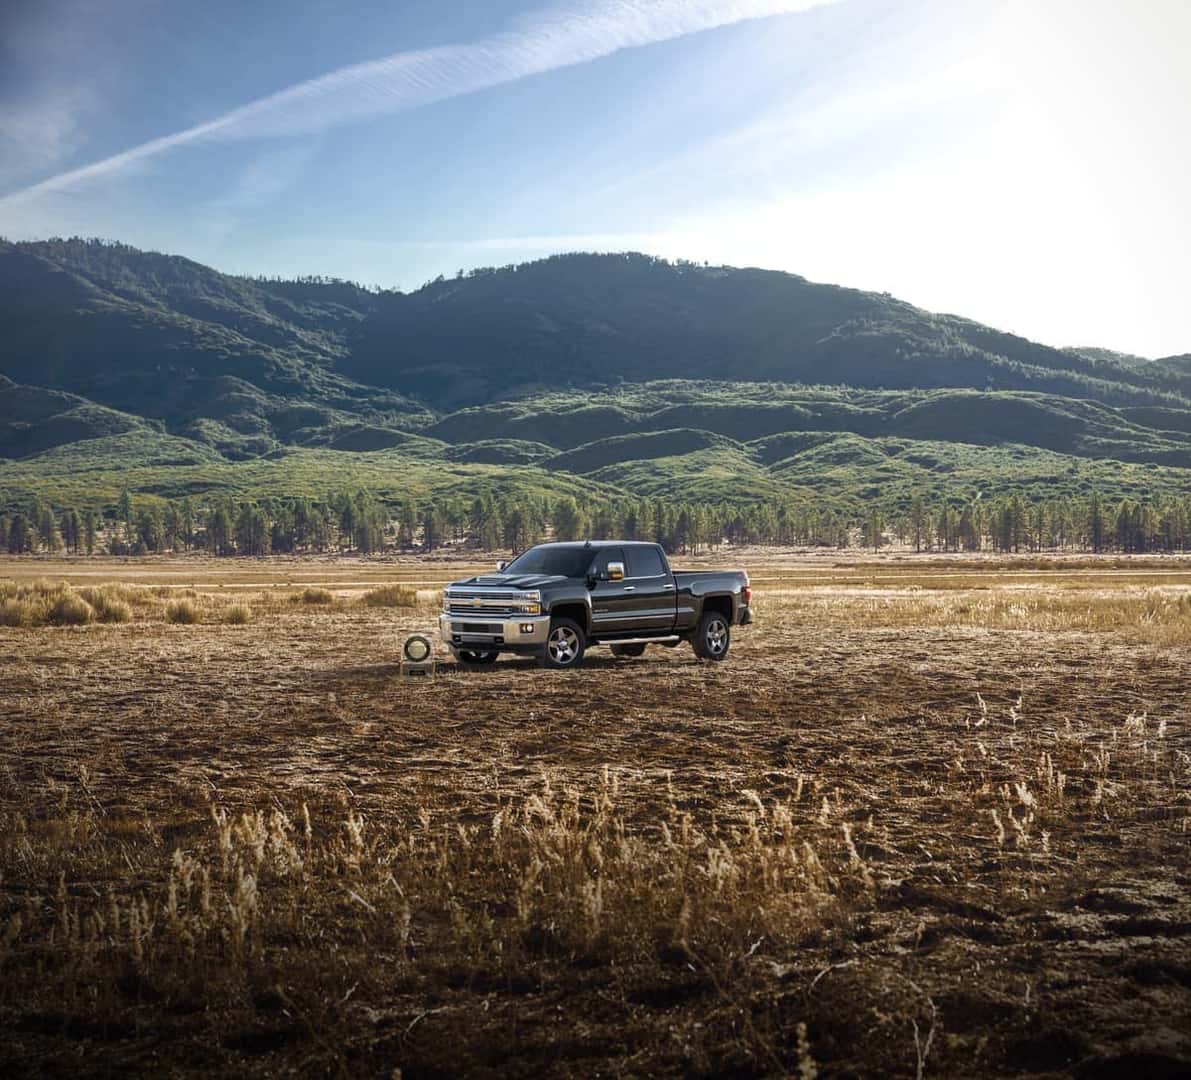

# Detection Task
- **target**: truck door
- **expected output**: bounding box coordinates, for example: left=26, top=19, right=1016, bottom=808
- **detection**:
left=625, top=544, right=677, bottom=632
left=588, top=547, right=637, bottom=635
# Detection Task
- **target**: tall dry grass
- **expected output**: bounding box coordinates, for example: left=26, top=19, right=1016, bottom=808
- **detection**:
left=165, top=598, right=200, bottom=624
left=1, top=704, right=1183, bottom=1074
left=0, top=579, right=93, bottom=626
left=360, top=583, right=418, bottom=608
left=294, top=586, right=336, bottom=605
left=766, top=587, right=1191, bottom=645
left=222, top=602, right=251, bottom=625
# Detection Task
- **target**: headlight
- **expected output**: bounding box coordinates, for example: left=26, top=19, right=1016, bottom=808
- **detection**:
left=516, top=602, right=542, bottom=615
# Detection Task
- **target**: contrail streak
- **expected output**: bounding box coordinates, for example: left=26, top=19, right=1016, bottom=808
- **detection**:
left=1, top=0, right=838, bottom=206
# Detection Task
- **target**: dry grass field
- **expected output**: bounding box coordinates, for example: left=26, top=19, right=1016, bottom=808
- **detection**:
left=1, top=552, right=1188, bottom=1078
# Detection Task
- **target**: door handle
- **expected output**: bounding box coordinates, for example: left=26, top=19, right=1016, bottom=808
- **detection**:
left=623, top=585, right=636, bottom=591
left=662, top=584, right=675, bottom=590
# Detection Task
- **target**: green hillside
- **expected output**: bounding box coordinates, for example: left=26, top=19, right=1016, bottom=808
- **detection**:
left=1, top=238, right=1189, bottom=517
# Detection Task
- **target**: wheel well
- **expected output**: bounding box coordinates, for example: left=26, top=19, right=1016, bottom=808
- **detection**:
left=550, top=603, right=588, bottom=633
left=701, top=594, right=733, bottom=621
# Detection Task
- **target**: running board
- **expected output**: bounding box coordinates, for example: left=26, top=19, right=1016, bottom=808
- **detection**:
left=596, top=635, right=681, bottom=646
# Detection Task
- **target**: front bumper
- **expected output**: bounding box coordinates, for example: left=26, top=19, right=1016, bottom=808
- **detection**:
left=439, top=612, right=551, bottom=649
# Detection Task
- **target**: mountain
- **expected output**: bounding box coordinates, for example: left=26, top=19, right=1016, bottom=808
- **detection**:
left=348, top=253, right=1190, bottom=409
left=1154, top=354, right=1191, bottom=375
left=1, top=237, right=1189, bottom=511
left=1062, top=346, right=1152, bottom=370
left=0, top=238, right=429, bottom=459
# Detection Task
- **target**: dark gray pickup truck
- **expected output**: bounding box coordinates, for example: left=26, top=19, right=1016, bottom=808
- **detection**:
left=439, top=540, right=752, bottom=669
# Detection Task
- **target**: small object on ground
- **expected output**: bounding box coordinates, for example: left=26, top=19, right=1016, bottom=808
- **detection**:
left=401, top=634, right=436, bottom=678
left=399, top=658, right=436, bottom=679
left=403, top=634, right=433, bottom=662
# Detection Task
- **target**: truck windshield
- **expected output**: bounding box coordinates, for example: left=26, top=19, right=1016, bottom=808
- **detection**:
left=503, top=545, right=594, bottom=578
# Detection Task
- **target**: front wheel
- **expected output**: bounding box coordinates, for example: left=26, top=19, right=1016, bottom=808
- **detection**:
left=692, top=611, right=731, bottom=661
left=538, top=618, right=586, bottom=669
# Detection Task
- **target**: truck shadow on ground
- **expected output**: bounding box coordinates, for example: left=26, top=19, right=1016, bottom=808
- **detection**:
left=308, top=655, right=663, bottom=687
left=443, top=655, right=637, bottom=674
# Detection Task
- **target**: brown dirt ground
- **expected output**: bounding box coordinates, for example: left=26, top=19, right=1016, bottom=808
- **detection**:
left=1, top=553, right=1188, bottom=1078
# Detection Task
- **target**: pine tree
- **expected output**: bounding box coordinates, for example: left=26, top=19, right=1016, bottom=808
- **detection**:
left=180, top=498, right=195, bottom=550
left=1088, top=492, right=1107, bottom=553
left=398, top=503, right=419, bottom=549
left=208, top=503, right=234, bottom=556
left=8, top=513, right=32, bottom=554
left=61, top=509, right=82, bottom=554
left=479, top=508, right=503, bottom=551
left=137, top=507, right=165, bottom=552
left=118, top=490, right=134, bottom=545
left=422, top=505, right=444, bottom=551
left=33, top=498, right=61, bottom=553
left=163, top=502, right=182, bottom=551
left=909, top=493, right=926, bottom=553
left=235, top=503, right=270, bottom=556
left=552, top=497, right=587, bottom=541
left=863, top=507, right=884, bottom=552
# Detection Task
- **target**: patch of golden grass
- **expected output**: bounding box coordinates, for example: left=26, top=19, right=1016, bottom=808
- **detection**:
left=360, top=583, right=418, bottom=608
left=46, top=593, right=94, bottom=625
left=76, top=584, right=134, bottom=623
left=222, top=603, right=251, bottom=625
left=0, top=596, right=38, bottom=627
left=165, top=598, right=200, bottom=624
left=295, top=586, right=335, bottom=605
left=765, top=586, right=1191, bottom=644
left=0, top=578, right=93, bottom=626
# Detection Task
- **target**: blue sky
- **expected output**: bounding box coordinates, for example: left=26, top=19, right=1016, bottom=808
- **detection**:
left=1, top=0, right=1188, bottom=357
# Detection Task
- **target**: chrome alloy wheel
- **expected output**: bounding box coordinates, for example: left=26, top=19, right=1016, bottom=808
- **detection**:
left=547, top=625, right=581, bottom=665
left=704, top=617, right=728, bottom=656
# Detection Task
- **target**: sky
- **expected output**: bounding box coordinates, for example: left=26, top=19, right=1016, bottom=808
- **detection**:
left=1, top=0, right=1188, bottom=358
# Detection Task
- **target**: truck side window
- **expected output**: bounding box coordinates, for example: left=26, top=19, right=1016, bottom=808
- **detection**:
left=591, top=547, right=625, bottom=578
left=627, top=545, right=665, bottom=578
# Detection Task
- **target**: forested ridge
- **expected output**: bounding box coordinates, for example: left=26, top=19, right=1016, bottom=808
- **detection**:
left=5, top=487, right=1190, bottom=559
left=2, top=237, right=1189, bottom=542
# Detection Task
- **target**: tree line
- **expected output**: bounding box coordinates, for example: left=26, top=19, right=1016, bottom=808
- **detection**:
left=3, top=489, right=1191, bottom=557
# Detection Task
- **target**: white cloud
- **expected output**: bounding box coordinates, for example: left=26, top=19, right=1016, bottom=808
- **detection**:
left=0, top=0, right=840, bottom=208
left=0, top=88, right=90, bottom=184
left=200, top=142, right=322, bottom=244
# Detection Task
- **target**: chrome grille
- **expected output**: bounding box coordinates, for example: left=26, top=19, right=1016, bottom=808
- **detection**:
left=445, top=589, right=519, bottom=616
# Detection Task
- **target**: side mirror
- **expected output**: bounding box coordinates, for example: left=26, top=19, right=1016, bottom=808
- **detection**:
left=496, top=560, right=508, bottom=572
left=607, top=561, right=625, bottom=582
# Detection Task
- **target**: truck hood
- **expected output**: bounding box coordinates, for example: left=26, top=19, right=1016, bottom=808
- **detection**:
left=451, top=574, right=568, bottom=590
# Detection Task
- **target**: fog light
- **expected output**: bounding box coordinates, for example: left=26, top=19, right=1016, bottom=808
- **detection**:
left=520, top=623, right=534, bottom=634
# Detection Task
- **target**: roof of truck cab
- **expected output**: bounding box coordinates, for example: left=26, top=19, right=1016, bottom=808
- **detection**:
left=529, top=540, right=657, bottom=548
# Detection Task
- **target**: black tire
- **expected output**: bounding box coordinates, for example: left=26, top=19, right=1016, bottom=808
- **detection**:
left=610, top=643, right=646, bottom=658
left=453, top=648, right=499, bottom=665
left=692, top=610, right=731, bottom=661
left=538, top=618, right=586, bottom=669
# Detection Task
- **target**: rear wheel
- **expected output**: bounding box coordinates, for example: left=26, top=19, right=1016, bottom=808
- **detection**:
left=538, top=618, right=586, bottom=669
left=610, top=643, right=646, bottom=658
left=453, top=648, right=499, bottom=665
left=692, top=611, right=730, bottom=661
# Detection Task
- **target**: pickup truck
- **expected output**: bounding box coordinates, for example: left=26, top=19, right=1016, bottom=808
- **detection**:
left=439, top=540, right=752, bottom=669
